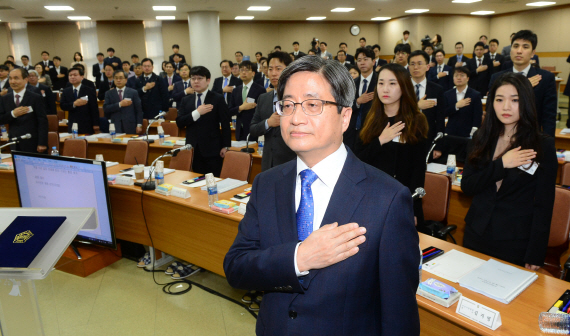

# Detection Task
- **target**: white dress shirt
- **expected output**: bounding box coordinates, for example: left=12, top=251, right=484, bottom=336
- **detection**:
left=356, top=72, right=374, bottom=108
left=11, top=87, right=27, bottom=118
left=182, top=79, right=191, bottom=94
left=71, top=84, right=82, bottom=108
left=166, top=75, right=175, bottom=85
left=0, top=78, right=7, bottom=90
left=191, top=89, right=209, bottom=122
left=241, top=80, right=252, bottom=102
left=412, top=77, right=427, bottom=102
left=455, top=85, right=468, bottom=110
left=489, top=53, right=497, bottom=61
left=55, top=66, right=61, bottom=75
left=293, top=144, right=348, bottom=276
left=475, top=57, right=484, bottom=71
left=513, top=64, right=531, bottom=77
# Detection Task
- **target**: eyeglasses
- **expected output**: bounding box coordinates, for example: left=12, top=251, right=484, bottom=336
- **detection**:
left=274, top=99, right=342, bottom=116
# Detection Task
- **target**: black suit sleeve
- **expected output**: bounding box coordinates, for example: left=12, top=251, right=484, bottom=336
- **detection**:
left=461, top=152, right=506, bottom=197
left=540, top=72, right=557, bottom=137
left=0, top=96, right=15, bottom=124
left=158, top=78, right=169, bottom=111
left=249, top=96, right=269, bottom=139
left=176, top=95, right=196, bottom=128
left=218, top=96, right=232, bottom=148
left=435, top=87, right=446, bottom=135
left=59, top=90, right=74, bottom=111
left=33, top=94, right=48, bottom=147
left=88, top=89, right=99, bottom=127
left=47, top=88, right=57, bottom=115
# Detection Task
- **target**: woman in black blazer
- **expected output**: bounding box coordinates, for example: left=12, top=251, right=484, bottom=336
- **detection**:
left=462, top=72, right=557, bottom=270
left=356, top=63, right=429, bottom=227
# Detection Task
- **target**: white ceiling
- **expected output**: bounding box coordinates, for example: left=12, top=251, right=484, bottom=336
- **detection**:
left=0, top=0, right=566, bottom=22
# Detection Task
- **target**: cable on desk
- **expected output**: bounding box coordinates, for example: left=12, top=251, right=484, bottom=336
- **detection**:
left=139, top=167, right=257, bottom=319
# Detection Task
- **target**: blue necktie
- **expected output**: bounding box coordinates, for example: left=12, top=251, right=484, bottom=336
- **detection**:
left=184, top=81, right=188, bottom=89
left=223, top=77, right=228, bottom=100
left=297, top=169, right=319, bottom=241
left=197, top=93, right=202, bottom=108
left=265, top=78, right=269, bottom=89
left=73, top=88, right=78, bottom=99
left=416, top=84, right=421, bottom=101
left=458, top=55, right=462, bottom=63
left=356, top=79, right=368, bottom=130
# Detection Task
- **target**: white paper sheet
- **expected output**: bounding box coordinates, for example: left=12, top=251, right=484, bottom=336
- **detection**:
left=427, top=163, right=448, bottom=174
left=422, top=249, right=486, bottom=283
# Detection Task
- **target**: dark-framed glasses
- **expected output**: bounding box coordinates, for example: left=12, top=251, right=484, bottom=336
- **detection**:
left=274, top=99, right=343, bottom=116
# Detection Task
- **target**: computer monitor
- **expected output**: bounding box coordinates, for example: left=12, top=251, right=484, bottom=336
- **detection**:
left=11, top=151, right=116, bottom=249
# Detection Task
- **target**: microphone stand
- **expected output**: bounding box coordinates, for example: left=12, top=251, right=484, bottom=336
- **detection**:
left=0, top=140, right=20, bottom=157
left=241, top=134, right=255, bottom=153
left=144, top=119, right=158, bottom=144
left=141, top=153, right=172, bottom=190
left=426, top=133, right=444, bottom=164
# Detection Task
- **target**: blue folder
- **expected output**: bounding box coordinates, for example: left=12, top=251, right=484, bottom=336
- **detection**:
left=0, top=216, right=67, bottom=268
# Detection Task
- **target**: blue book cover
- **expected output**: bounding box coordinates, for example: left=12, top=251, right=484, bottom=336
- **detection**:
left=0, top=216, right=67, bottom=268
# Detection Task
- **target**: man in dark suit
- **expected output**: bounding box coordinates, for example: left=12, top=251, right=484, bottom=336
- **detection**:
left=162, top=62, right=182, bottom=106
left=104, top=48, right=121, bottom=70
left=126, top=63, right=142, bottom=89
left=93, top=52, right=105, bottom=88
left=176, top=66, right=231, bottom=176
left=168, top=44, right=187, bottom=65
left=254, top=58, right=271, bottom=89
left=423, top=44, right=437, bottom=67
left=467, top=42, right=493, bottom=97
left=489, top=30, right=557, bottom=136
left=27, top=70, right=57, bottom=116
left=336, top=50, right=352, bottom=69
left=444, top=66, right=483, bottom=138
left=130, top=54, right=139, bottom=71
left=394, top=43, right=411, bottom=71
left=291, top=41, right=306, bottom=60
left=427, top=50, right=453, bottom=92
left=103, top=70, right=143, bottom=134
left=65, top=64, right=96, bottom=90
left=135, top=58, right=169, bottom=119
left=224, top=56, right=420, bottom=335
left=447, top=42, right=470, bottom=75
left=37, top=51, right=54, bottom=74
left=409, top=51, right=446, bottom=154
left=335, top=42, right=355, bottom=64
left=250, top=51, right=295, bottom=171
left=0, top=65, right=9, bottom=96
left=488, top=39, right=505, bottom=75
left=229, top=60, right=266, bottom=141
left=344, top=47, right=378, bottom=150
left=97, top=64, right=115, bottom=101
left=20, top=55, right=33, bottom=71
left=60, top=67, right=99, bottom=134
left=372, top=44, right=387, bottom=72
left=0, top=68, right=48, bottom=153
left=172, top=64, right=193, bottom=108
left=212, top=60, right=242, bottom=105
left=49, top=56, right=68, bottom=91
left=171, top=54, right=184, bottom=74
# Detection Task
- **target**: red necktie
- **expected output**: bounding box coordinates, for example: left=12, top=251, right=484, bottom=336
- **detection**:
left=118, top=89, right=123, bottom=101
left=15, top=94, right=20, bottom=107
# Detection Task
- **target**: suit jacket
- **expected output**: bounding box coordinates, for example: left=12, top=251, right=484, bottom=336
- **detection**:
left=223, top=148, right=420, bottom=335
left=229, top=81, right=266, bottom=141
left=344, top=72, right=379, bottom=151
left=334, top=54, right=355, bottom=65
left=103, top=56, right=122, bottom=70
left=427, top=64, right=453, bottom=92
left=65, top=78, right=96, bottom=90
left=467, top=55, right=493, bottom=97
left=126, top=76, right=140, bottom=90
left=162, top=74, right=182, bottom=104
left=447, top=55, right=470, bottom=69
left=489, top=67, right=557, bottom=136
left=461, top=136, right=557, bottom=266
left=134, top=73, right=170, bottom=119
left=103, top=87, right=142, bottom=134
left=444, top=87, right=482, bottom=137
left=37, top=60, right=55, bottom=71
left=176, top=90, right=231, bottom=157
left=21, top=65, right=33, bottom=71
left=29, top=83, right=57, bottom=116
left=212, top=75, right=242, bottom=105
left=487, top=53, right=505, bottom=75
left=98, top=79, right=116, bottom=101
left=171, top=80, right=192, bottom=108
left=0, top=90, right=48, bottom=153
left=290, top=51, right=306, bottom=60
left=374, top=58, right=388, bottom=69
left=49, top=66, right=69, bottom=91
left=249, top=91, right=296, bottom=171
left=168, top=53, right=187, bottom=65
left=1, top=80, right=9, bottom=90
left=319, top=51, right=333, bottom=60
left=59, top=85, right=99, bottom=134
left=422, top=81, right=446, bottom=144
left=92, top=63, right=105, bottom=88
left=254, top=72, right=269, bottom=87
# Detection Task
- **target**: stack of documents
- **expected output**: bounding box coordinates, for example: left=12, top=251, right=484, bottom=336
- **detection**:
left=231, top=141, right=257, bottom=148
left=200, top=178, right=247, bottom=193
left=427, top=163, right=448, bottom=174
left=0, top=154, right=10, bottom=160
left=458, top=259, right=537, bottom=304
left=422, top=249, right=486, bottom=283
left=560, top=128, right=570, bottom=135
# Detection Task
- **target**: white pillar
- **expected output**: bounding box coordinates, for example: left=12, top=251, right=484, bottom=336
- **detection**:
left=9, top=23, right=31, bottom=66
left=187, top=11, right=222, bottom=88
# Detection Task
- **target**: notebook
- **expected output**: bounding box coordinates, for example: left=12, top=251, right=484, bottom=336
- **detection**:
left=422, top=249, right=486, bottom=283
left=458, top=259, right=538, bottom=304
left=200, top=178, right=248, bottom=193
left=0, top=216, right=67, bottom=268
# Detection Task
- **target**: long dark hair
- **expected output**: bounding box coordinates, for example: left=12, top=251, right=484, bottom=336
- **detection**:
left=468, top=72, right=543, bottom=167
left=73, top=52, right=83, bottom=61
left=360, top=63, right=428, bottom=145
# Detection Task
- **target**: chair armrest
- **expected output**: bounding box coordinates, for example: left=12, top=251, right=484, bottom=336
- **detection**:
left=437, top=225, right=457, bottom=238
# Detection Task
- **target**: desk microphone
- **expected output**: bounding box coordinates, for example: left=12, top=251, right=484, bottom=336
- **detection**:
left=426, top=132, right=444, bottom=163
left=10, top=134, right=32, bottom=141
left=153, top=111, right=166, bottom=119
left=169, top=144, right=191, bottom=157
left=241, top=133, right=255, bottom=153
left=411, top=187, right=426, bottom=200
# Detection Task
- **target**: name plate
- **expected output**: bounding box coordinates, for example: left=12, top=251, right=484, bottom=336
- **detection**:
left=116, top=176, right=134, bottom=186
left=456, top=296, right=502, bottom=330
left=85, top=136, right=99, bottom=142
left=171, top=187, right=191, bottom=199
left=238, top=203, right=247, bottom=215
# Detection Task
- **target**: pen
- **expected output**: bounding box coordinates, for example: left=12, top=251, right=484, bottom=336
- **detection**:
left=422, top=248, right=436, bottom=256
left=423, top=250, right=444, bottom=259
left=562, top=300, right=570, bottom=313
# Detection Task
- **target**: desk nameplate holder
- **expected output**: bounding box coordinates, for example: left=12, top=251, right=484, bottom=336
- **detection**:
left=0, top=208, right=97, bottom=336
left=171, top=187, right=191, bottom=199
left=116, top=175, right=134, bottom=186
left=456, top=296, right=502, bottom=330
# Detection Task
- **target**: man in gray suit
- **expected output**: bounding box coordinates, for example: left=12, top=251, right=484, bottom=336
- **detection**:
left=103, top=70, right=143, bottom=134
left=249, top=51, right=296, bottom=171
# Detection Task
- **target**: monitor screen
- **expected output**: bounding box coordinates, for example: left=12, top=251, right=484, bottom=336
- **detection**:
left=11, top=151, right=116, bottom=249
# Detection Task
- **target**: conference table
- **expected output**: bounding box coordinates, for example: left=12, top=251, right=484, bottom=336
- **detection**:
left=556, top=128, right=570, bottom=151
left=0, top=158, right=568, bottom=335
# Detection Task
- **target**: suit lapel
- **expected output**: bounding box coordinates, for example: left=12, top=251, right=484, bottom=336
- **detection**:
left=275, top=163, right=297, bottom=244
left=5, top=93, right=15, bottom=111
left=20, top=91, right=31, bottom=107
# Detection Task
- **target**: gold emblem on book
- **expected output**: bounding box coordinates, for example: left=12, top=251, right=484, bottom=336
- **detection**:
left=13, top=230, right=33, bottom=243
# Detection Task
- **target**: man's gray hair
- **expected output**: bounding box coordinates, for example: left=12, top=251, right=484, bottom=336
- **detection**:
left=28, top=70, right=39, bottom=77
left=277, top=55, right=356, bottom=113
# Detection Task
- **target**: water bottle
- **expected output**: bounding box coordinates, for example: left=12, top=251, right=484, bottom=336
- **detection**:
left=446, top=154, right=457, bottom=183
left=109, top=123, right=116, bottom=139
left=205, top=173, right=218, bottom=207
left=0, top=125, right=7, bottom=140
left=51, top=146, right=59, bottom=156
left=72, top=123, right=78, bottom=139
left=231, top=116, right=236, bottom=129
left=538, top=312, right=570, bottom=334
left=157, top=126, right=165, bottom=145
left=257, top=135, right=264, bottom=156
left=155, top=160, right=164, bottom=185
